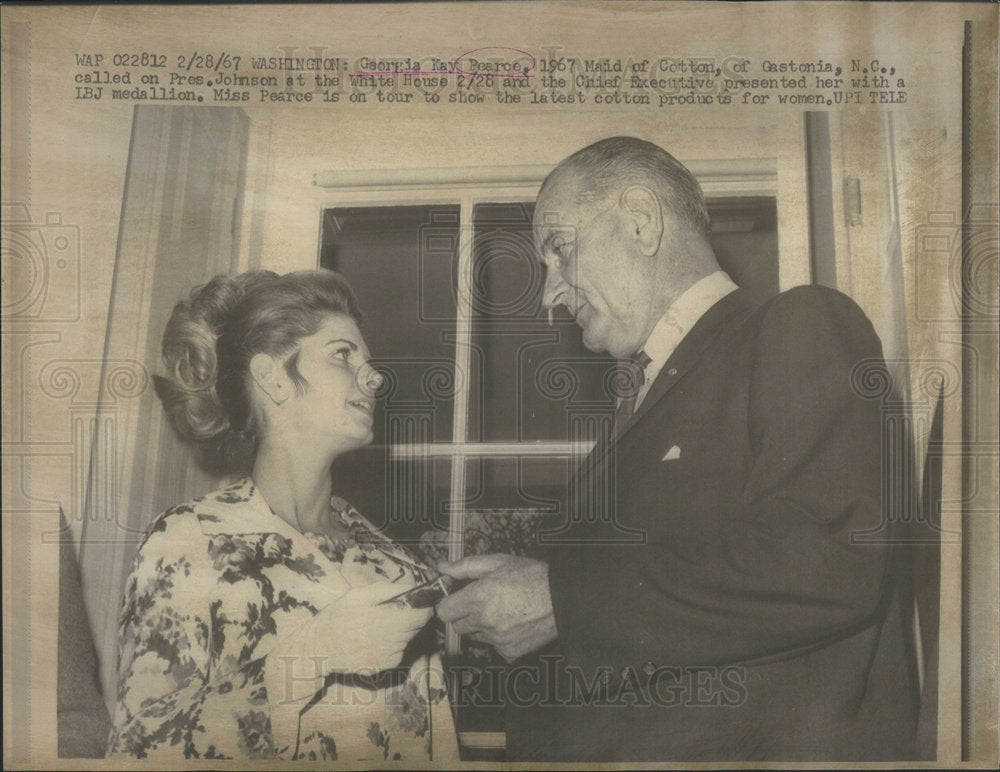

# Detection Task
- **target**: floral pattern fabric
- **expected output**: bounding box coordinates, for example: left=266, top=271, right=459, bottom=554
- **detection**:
left=107, top=477, right=457, bottom=761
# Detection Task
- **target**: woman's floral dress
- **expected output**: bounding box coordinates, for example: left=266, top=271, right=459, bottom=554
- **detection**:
left=106, top=477, right=458, bottom=761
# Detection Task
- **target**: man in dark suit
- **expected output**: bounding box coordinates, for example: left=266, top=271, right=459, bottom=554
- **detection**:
left=437, top=136, right=919, bottom=761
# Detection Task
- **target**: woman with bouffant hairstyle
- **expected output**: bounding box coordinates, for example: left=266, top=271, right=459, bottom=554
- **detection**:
left=107, top=269, right=458, bottom=761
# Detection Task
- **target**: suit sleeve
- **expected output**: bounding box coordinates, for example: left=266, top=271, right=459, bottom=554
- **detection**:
left=547, top=287, right=892, bottom=675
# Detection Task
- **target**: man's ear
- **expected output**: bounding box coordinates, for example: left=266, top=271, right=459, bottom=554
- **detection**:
left=621, top=185, right=664, bottom=257
left=249, top=353, right=289, bottom=405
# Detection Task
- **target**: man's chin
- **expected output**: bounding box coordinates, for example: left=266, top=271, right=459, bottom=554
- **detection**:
left=584, top=331, right=634, bottom=359
left=580, top=320, right=632, bottom=357
left=580, top=327, right=611, bottom=356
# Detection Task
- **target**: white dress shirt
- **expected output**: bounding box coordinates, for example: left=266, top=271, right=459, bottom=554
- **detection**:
left=634, top=271, right=739, bottom=410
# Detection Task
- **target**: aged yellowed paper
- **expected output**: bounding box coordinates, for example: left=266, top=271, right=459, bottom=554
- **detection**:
left=2, top=2, right=997, bottom=768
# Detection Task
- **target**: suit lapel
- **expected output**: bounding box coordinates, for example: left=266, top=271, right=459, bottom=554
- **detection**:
left=554, top=290, right=757, bottom=549
left=614, top=288, right=758, bottom=445
left=568, top=289, right=757, bottom=503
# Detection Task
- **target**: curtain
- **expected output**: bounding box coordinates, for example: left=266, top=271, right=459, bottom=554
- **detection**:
left=833, top=107, right=964, bottom=759
left=78, top=105, right=250, bottom=714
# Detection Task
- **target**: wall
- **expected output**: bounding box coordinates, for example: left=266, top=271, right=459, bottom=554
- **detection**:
left=250, top=107, right=785, bottom=276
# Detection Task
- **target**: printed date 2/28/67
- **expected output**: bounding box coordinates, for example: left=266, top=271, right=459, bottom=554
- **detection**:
left=176, top=52, right=241, bottom=71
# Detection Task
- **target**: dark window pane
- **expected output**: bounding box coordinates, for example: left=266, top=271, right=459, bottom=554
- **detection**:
left=469, top=202, right=618, bottom=444
left=331, top=447, right=454, bottom=545
left=320, top=205, right=460, bottom=445
left=467, top=197, right=780, bottom=444
left=322, top=205, right=460, bottom=539
left=708, top=196, right=779, bottom=304
left=322, top=196, right=779, bottom=526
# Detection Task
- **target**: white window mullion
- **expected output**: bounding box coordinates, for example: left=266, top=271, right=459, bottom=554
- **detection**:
left=391, top=441, right=594, bottom=458
left=445, top=193, right=476, bottom=655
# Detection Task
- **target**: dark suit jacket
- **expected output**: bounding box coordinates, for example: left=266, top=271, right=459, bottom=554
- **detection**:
left=507, top=285, right=920, bottom=761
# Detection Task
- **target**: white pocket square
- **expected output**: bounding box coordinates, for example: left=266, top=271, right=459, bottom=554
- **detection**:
left=662, top=445, right=681, bottom=461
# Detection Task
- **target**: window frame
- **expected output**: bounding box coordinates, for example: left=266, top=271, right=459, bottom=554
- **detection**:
left=314, top=158, right=793, bottom=652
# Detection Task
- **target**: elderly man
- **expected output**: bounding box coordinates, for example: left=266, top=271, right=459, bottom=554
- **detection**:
left=437, top=136, right=918, bottom=761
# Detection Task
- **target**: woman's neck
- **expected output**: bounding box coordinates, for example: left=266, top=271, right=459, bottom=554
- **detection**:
left=251, top=434, right=344, bottom=537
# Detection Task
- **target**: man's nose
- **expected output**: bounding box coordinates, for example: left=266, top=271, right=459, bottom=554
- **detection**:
left=541, top=267, right=567, bottom=310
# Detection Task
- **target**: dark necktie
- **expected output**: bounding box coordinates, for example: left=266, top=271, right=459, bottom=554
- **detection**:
left=616, top=350, right=651, bottom=429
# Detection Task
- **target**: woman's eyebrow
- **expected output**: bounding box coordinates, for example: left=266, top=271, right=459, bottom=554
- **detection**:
left=325, top=339, right=358, bottom=350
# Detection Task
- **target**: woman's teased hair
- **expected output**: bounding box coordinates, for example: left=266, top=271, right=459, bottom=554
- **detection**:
left=153, top=269, right=362, bottom=471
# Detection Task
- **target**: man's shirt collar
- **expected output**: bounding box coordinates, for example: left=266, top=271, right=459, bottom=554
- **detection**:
left=635, top=271, right=739, bottom=408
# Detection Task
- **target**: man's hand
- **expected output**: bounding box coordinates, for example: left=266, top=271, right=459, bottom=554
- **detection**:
left=436, top=554, right=558, bottom=662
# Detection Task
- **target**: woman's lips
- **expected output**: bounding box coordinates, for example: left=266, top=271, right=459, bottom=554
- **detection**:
left=347, top=398, right=374, bottom=421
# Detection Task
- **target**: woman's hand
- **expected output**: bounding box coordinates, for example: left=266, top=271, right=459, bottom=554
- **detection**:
left=267, top=578, right=431, bottom=696
left=265, top=577, right=433, bottom=753
left=326, top=580, right=433, bottom=673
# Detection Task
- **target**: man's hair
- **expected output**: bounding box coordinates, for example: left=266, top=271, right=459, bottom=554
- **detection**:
left=541, top=136, right=711, bottom=237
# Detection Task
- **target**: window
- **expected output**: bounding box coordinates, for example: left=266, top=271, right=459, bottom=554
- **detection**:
left=315, top=164, right=779, bottom=654
left=320, top=196, right=778, bottom=533
left=321, top=205, right=460, bottom=543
